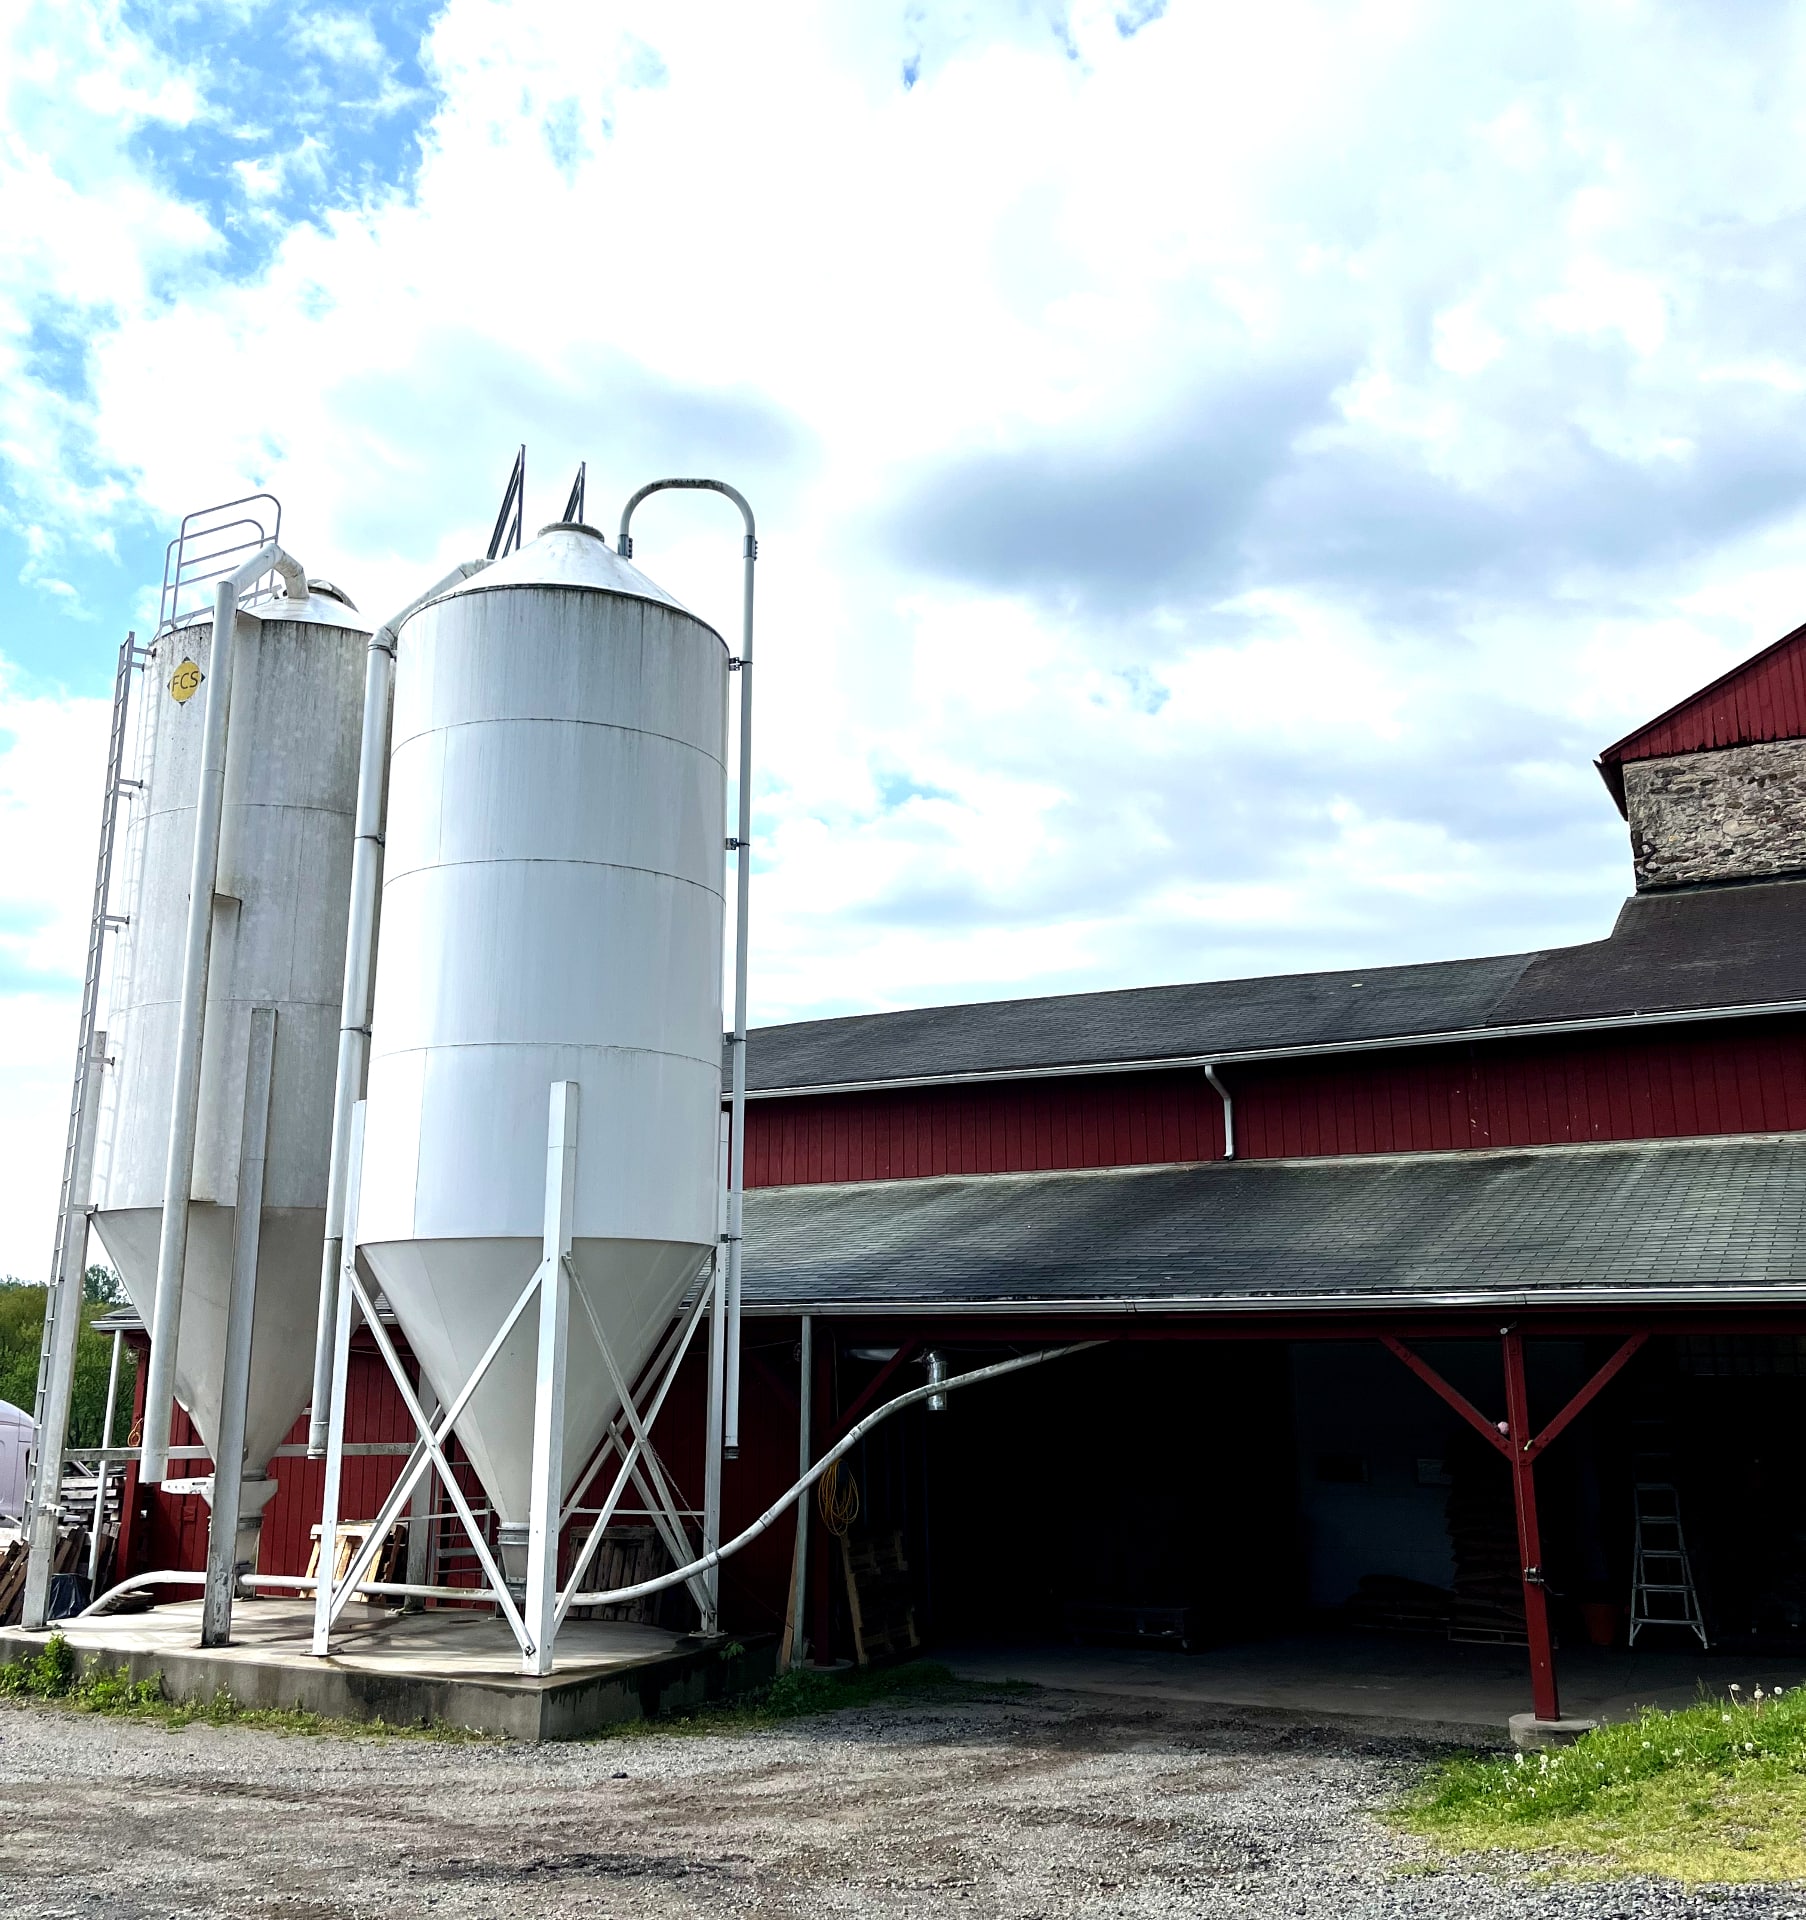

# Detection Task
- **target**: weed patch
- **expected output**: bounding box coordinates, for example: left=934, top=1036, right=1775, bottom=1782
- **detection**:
left=0, top=1635, right=484, bottom=1740
left=1399, top=1682, right=1806, bottom=1884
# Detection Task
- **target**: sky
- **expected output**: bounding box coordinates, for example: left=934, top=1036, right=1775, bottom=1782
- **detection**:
left=4, top=0, right=1806, bottom=1279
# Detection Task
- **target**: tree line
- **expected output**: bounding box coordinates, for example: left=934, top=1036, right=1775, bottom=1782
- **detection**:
left=0, top=1268, right=135, bottom=1446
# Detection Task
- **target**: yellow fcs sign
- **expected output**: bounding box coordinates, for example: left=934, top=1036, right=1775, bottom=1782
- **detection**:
left=170, top=659, right=203, bottom=704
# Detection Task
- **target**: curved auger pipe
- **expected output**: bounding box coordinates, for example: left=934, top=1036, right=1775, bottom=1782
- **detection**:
left=79, top=1571, right=495, bottom=1616
left=618, top=479, right=756, bottom=1459
left=307, top=560, right=490, bottom=1457
left=83, top=1340, right=1101, bottom=1625
left=140, top=542, right=308, bottom=1484
left=564, top=1340, right=1101, bottom=1613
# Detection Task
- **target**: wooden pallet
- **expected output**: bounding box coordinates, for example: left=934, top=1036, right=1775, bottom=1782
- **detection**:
left=0, top=1540, right=25, bottom=1627
left=567, top=1527, right=673, bottom=1627
left=307, top=1520, right=409, bottom=1602
left=840, top=1527, right=919, bottom=1665
left=0, top=1531, right=87, bottom=1628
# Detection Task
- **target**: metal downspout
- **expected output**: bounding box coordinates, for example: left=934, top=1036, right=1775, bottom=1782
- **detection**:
left=139, top=541, right=304, bottom=1484
left=619, top=480, right=756, bottom=1458
left=307, top=560, right=488, bottom=1456
left=1202, top=1060, right=1234, bottom=1158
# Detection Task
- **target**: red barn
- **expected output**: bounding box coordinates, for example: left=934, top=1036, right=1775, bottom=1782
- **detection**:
left=112, top=628, right=1806, bottom=1720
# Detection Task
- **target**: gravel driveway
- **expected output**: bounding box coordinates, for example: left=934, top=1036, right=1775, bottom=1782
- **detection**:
left=0, top=1689, right=1798, bottom=1917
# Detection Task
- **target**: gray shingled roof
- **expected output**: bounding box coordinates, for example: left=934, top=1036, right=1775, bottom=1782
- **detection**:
left=743, top=879, right=1806, bottom=1092
left=741, top=1135, right=1806, bottom=1312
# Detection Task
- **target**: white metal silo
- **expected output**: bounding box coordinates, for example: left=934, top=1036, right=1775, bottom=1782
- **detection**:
left=92, top=580, right=369, bottom=1563
left=353, top=524, right=729, bottom=1581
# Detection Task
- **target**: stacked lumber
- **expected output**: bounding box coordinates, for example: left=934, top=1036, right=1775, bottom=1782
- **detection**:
left=1446, top=1449, right=1527, bottom=1644
left=0, top=1540, right=24, bottom=1626
left=0, top=1532, right=87, bottom=1628
left=841, top=1527, right=920, bottom=1665
left=306, top=1520, right=409, bottom=1603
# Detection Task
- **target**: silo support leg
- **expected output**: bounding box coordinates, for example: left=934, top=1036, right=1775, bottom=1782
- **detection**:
left=202, top=1006, right=276, bottom=1650
left=310, top=1105, right=363, bottom=1657
left=700, top=1263, right=726, bottom=1635
left=524, top=1082, right=578, bottom=1676
left=22, top=1031, right=106, bottom=1631
left=402, top=1380, right=438, bottom=1608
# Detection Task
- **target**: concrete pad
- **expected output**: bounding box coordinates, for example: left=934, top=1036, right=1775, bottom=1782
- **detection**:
left=1509, top=1712, right=1598, bottom=1749
left=0, top=1600, right=774, bottom=1740
left=939, top=1633, right=1806, bottom=1746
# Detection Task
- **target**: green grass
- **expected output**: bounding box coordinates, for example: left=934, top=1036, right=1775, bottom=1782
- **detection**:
left=0, top=1635, right=486, bottom=1740
left=1398, top=1681, right=1806, bottom=1884
left=594, top=1657, right=1035, bottom=1741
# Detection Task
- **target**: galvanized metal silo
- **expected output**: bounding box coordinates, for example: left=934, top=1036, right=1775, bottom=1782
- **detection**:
left=354, top=523, right=729, bottom=1574
left=92, top=582, right=369, bottom=1564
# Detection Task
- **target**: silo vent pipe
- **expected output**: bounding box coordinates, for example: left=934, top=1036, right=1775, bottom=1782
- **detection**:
left=140, top=541, right=307, bottom=1484
left=618, top=479, right=755, bottom=1461
left=307, top=559, right=491, bottom=1457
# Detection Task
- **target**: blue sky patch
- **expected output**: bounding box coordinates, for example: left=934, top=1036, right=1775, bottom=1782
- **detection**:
left=120, top=1, right=445, bottom=281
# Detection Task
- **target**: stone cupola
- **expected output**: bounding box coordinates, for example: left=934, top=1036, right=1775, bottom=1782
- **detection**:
left=1597, top=622, right=1806, bottom=892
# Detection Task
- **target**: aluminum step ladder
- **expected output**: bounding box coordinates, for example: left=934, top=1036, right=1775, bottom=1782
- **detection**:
left=1629, top=1481, right=1708, bottom=1648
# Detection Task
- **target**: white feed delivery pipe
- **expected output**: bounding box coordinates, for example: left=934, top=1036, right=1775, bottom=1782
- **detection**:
left=140, top=543, right=308, bottom=1484
left=618, top=481, right=755, bottom=1457
left=307, top=561, right=490, bottom=1455
left=84, top=1340, right=1099, bottom=1622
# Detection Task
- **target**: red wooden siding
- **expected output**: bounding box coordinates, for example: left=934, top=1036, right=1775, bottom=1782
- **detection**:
left=1602, top=622, right=1806, bottom=766
left=746, top=1069, right=1225, bottom=1188
left=257, top=1345, right=420, bottom=1577
left=128, top=1338, right=432, bottom=1583
left=745, top=1021, right=1806, bottom=1188
left=1234, top=1026, right=1806, bottom=1160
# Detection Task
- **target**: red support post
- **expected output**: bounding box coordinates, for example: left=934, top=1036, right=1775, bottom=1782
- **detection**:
left=1501, top=1327, right=1560, bottom=1722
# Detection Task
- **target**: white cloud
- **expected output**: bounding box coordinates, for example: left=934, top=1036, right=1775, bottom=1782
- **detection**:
left=292, top=10, right=387, bottom=70
left=0, top=1, right=210, bottom=564
left=7, top=0, right=1806, bottom=1270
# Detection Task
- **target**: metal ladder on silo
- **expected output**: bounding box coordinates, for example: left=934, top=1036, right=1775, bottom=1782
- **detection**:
left=1629, top=1482, right=1709, bottom=1648
left=24, top=632, right=148, bottom=1549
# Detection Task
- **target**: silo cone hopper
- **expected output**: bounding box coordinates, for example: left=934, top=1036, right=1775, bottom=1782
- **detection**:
left=93, top=577, right=370, bottom=1569
left=359, top=1221, right=714, bottom=1561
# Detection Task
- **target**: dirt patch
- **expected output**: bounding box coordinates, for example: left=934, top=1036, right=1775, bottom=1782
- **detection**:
left=0, top=1690, right=1795, bottom=1916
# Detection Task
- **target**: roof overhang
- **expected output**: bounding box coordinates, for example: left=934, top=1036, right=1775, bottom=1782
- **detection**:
left=737, top=995, right=1806, bottom=1102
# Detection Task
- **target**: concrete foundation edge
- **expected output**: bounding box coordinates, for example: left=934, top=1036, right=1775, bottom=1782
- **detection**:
left=0, top=1626, right=778, bottom=1742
